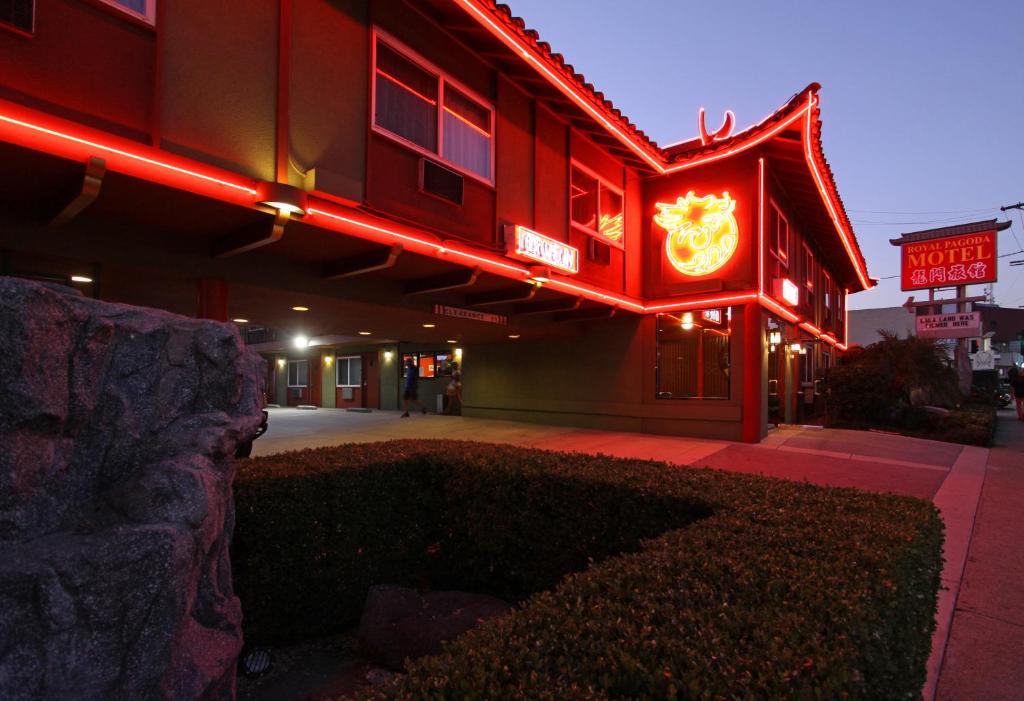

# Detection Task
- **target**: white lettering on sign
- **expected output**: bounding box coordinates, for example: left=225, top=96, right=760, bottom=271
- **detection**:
left=508, top=225, right=579, bottom=274
left=915, top=312, right=981, bottom=339
left=433, top=305, right=507, bottom=325
left=701, top=309, right=722, bottom=325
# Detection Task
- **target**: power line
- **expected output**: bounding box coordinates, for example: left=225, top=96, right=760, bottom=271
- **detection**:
left=847, top=206, right=1000, bottom=215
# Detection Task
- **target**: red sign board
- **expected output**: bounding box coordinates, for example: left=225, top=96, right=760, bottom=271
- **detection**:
left=899, top=231, right=997, bottom=291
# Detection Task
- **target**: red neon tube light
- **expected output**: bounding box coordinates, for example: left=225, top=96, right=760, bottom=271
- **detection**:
left=0, top=101, right=257, bottom=203
left=802, top=95, right=872, bottom=290
left=451, top=0, right=664, bottom=172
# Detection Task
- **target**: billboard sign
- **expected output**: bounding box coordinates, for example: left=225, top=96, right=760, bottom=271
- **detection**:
left=900, top=231, right=997, bottom=291
left=915, top=312, right=981, bottom=339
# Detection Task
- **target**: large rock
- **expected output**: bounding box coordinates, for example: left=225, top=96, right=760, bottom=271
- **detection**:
left=0, top=278, right=264, bottom=700
left=358, top=585, right=513, bottom=671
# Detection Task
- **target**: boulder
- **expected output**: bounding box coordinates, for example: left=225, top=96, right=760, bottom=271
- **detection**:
left=358, top=585, right=512, bottom=671
left=0, top=278, right=264, bottom=700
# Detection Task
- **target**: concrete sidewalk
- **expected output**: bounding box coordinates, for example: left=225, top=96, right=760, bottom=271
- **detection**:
left=934, top=411, right=1024, bottom=701
left=250, top=407, right=1016, bottom=699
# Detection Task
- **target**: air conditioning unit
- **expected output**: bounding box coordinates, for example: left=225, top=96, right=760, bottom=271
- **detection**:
left=420, top=159, right=464, bottom=206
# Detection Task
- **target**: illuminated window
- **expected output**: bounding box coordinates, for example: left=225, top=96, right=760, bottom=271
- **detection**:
left=335, top=356, right=362, bottom=388
left=768, top=204, right=789, bottom=266
left=97, top=0, right=155, bottom=24
left=570, top=163, right=624, bottom=247
left=802, top=245, right=814, bottom=289
left=655, top=310, right=731, bottom=400
left=287, top=360, right=309, bottom=388
left=373, top=32, right=493, bottom=182
left=823, top=271, right=833, bottom=319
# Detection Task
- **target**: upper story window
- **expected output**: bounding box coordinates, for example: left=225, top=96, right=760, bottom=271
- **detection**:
left=768, top=203, right=789, bottom=266
left=98, top=0, right=156, bottom=25
left=802, top=245, right=814, bottom=289
left=570, top=162, right=624, bottom=248
left=373, top=32, right=493, bottom=183
left=823, top=271, right=833, bottom=313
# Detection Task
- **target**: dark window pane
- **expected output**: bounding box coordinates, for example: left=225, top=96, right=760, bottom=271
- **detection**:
left=375, top=42, right=438, bottom=152
left=571, top=167, right=598, bottom=231
left=655, top=311, right=730, bottom=400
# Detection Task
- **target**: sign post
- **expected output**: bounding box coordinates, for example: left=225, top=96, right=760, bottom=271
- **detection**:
left=890, top=219, right=1010, bottom=394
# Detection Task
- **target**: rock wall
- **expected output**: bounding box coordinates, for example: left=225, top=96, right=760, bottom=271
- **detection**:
left=0, top=278, right=264, bottom=700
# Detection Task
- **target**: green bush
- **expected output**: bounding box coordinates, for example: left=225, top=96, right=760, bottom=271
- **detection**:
left=233, top=441, right=942, bottom=700
left=824, top=332, right=961, bottom=432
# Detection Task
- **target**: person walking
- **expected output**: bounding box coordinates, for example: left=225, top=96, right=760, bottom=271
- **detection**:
left=1009, top=367, right=1024, bottom=421
left=444, top=361, right=462, bottom=415
left=400, top=356, right=427, bottom=417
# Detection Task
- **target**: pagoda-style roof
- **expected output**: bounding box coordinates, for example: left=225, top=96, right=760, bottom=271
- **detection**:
left=889, top=219, right=1012, bottom=246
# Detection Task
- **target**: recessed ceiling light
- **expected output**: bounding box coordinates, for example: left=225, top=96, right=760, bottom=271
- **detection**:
left=358, top=331, right=372, bottom=336
left=422, top=323, right=436, bottom=328
left=232, top=318, right=249, bottom=324
left=446, top=339, right=457, bottom=344
left=508, top=334, right=521, bottom=339
left=292, top=306, right=309, bottom=312
left=70, top=275, right=93, bottom=283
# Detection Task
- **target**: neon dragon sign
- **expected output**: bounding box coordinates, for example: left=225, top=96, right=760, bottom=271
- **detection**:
left=654, top=191, right=739, bottom=277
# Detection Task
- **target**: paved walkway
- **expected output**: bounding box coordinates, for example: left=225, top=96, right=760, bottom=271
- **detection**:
left=251, top=407, right=1021, bottom=699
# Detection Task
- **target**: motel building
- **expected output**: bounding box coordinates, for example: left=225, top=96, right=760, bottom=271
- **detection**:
left=0, top=0, right=871, bottom=442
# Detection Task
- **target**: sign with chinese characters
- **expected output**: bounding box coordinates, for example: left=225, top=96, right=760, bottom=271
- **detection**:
left=654, top=191, right=739, bottom=277
left=507, top=225, right=579, bottom=274
left=701, top=309, right=722, bottom=325
left=773, top=277, right=800, bottom=306
left=915, top=312, right=981, bottom=339
left=433, top=305, right=507, bottom=325
left=900, top=231, right=997, bottom=291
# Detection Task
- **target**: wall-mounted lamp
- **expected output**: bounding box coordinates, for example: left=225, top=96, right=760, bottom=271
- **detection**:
left=790, top=342, right=802, bottom=354
left=256, top=181, right=308, bottom=216
left=294, top=335, right=309, bottom=349
left=681, top=312, right=694, bottom=331
left=324, top=355, right=333, bottom=366
left=276, top=358, right=286, bottom=368
left=383, top=350, right=393, bottom=362
left=527, top=265, right=551, bottom=284
left=454, top=347, right=463, bottom=359
left=769, top=331, right=782, bottom=351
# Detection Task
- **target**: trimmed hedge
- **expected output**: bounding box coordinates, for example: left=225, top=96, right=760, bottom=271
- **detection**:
left=233, top=441, right=942, bottom=700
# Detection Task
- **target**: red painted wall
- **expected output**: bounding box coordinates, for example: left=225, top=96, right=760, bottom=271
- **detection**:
left=643, top=154, right=759, bottom=299
left=0, top=0, right=154, bottom=140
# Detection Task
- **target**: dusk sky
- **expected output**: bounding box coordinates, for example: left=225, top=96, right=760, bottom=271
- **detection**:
left=508, top=0, right=1024, bottom=309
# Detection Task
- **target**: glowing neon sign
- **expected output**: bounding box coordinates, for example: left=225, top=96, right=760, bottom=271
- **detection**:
left=654, top=191, right=739, bottom=277
left=701, top=309, right=722, bottom=325
left=508, top=225, right=579, bottom=274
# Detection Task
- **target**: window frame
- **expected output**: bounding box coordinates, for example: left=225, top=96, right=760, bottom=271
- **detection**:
left=335, top=355, right=362, bottom=388
left=654, top=310, right=733, bottom=401
left=0, top=0, right=35, bottom=37
left=802, top=243, right=815, bottom=290
left=569, top=160, right=625, bottom=249
left=371, top=28, right=495, bottom=186
left=287, top=359, right=309, bottom=388
left=95, top=0, right=156, bottom=26
left=768, top=201, right=790, bottom=267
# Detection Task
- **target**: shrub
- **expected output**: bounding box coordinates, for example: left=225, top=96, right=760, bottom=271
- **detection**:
left=233, top=441, right=942, bottom=700
left=825, top=332, right=961, bottom=430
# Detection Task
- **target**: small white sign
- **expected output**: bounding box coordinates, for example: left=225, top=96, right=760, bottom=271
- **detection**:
left=971, top=350, right=995, bottom=371
left=916, top=312, right=981, bottom=339
left=433, top=304, right=507, bottom=325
